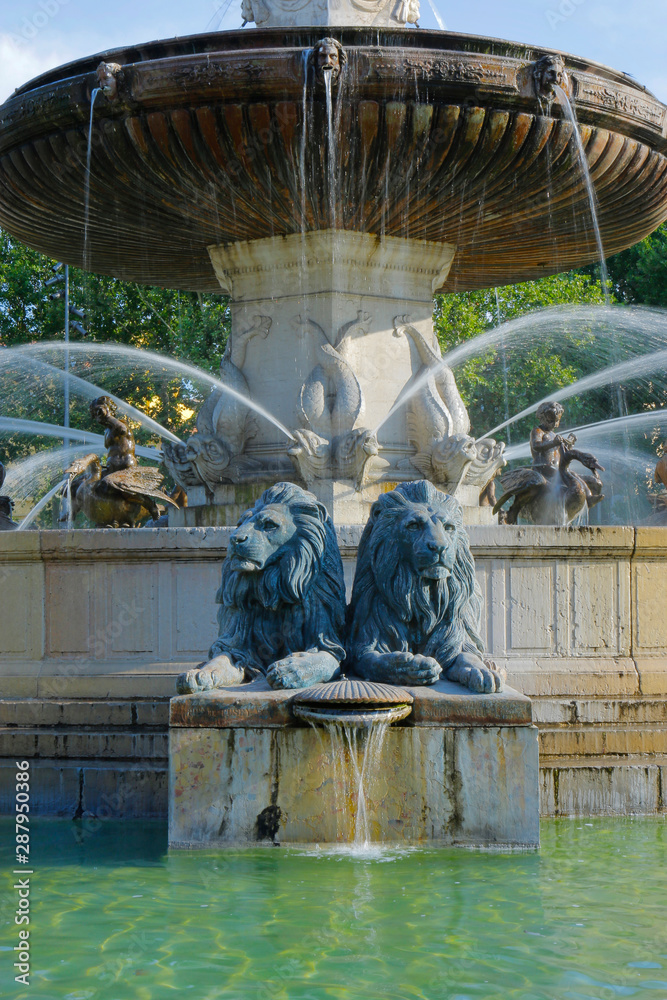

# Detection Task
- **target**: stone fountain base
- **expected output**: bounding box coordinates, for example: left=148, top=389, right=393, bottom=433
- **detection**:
left=169, top=679, right=539, bottom=848
left=170, top=480, right=495, bottom=528
left=1, top=526, right=666, bottom=822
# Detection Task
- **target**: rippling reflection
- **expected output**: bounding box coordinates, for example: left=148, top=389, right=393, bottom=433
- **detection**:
left=1, top=819, right=666, bottom=999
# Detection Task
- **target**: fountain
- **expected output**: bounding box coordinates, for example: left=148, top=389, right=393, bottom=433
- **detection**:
left=169, top=479, right=537, bottom=846
left=3, top=13, right=667, bottom=527
left=1, top=2, right=667, bottom=843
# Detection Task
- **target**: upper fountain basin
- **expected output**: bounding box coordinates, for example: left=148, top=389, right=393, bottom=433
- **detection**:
left=1, top=28, right=667, bottom=293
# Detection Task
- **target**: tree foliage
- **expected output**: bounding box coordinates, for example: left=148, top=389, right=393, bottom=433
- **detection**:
left=434, top=271, right=609, bottom=440
left=0, top=231, right=230, bottom=468
left=606, top=223, right=667, bottom=308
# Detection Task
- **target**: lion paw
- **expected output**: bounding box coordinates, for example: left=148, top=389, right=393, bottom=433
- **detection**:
left=176, top=656, right=244, bottom=694
left=447, top=653, right=504, bottom=694
left=373, top=651, right=442, bottom=686
left=266, top=652, right=339, bottom=690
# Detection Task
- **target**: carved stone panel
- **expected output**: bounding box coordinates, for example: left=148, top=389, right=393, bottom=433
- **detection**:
left=240, top=0, right=420, bottom=28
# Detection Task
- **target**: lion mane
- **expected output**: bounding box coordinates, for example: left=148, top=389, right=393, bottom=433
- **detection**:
left=346, top=480, right=484, bottom=670
left=210, top=482, right=346, bottom=676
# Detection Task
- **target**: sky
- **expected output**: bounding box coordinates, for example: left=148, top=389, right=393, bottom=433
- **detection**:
left=0, top=0, right=666, bottom=104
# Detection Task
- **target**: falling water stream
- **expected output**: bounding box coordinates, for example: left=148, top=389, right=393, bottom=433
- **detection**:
left=324, top=71, right=336, bottom=232
left=2, top=446, right=100, bottom=505
left=11, top=342, right=296, bottom=443
left=299, top=50, right=310, bottom=230
left=0, top=348, right=182, bottom=444
left=0, top=418, right=161, bottom=461
left=481, top=347, right=667, bottom=441
left=426, top=0, right=447, bottom=30
left=554, top=85, right=610, bottom=303
left=83, top=88, right=101, bottom=271
left=372, top=306, right=667, bottom=440
left=495, top=288, right=512, bottom=445
left=65, top=478, right=74, bottom=530
left=373, top=77, right=627, bottom=441
left=317, top=721, right=390, bottom=846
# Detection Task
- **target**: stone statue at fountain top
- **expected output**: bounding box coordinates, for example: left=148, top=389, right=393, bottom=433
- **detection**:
left=346, top=481, right=505, bottom=693
left=177, top=482, right=347, bottom=694
left=239, top=0, right=419, bottom=29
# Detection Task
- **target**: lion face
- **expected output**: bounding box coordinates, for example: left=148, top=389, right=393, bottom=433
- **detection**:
left=394, top=503, right=461, bottom=582
left=347, top=482, right=484, bottom=670
left=229, top=503, right=298, bottom=573
left=213, top=482, right=346, bottom=671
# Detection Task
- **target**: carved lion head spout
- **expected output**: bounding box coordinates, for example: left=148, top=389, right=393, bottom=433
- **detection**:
left=533, top=54, right=567, bottom=100
left=346, top=481, right=505, bottom=694
left=309, top=38, right=347, bottom=85
left=177, top=482, right=346, bottom=695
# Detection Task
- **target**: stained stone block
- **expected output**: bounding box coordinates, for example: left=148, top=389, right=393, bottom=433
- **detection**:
left=169, top=680, right=539, bottom=848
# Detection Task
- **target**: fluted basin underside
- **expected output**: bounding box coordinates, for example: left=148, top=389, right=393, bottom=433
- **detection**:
left=1, top=28, right=667, bottom=292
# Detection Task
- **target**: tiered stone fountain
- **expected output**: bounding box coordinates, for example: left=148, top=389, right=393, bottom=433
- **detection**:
left=1, top=2, right=667, bottom=840
left=2, top=3, right=667, bottom=525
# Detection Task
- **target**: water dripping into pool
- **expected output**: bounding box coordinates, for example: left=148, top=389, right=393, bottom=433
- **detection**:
left=83, top=88, right=101, bottom=271
left=554, top=85, right=610, bottom=304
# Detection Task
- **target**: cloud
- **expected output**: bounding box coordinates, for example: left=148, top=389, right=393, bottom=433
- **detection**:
left=0, top=33, right=70, bottom=104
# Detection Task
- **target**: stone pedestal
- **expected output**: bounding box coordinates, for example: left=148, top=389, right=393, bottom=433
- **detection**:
left=207, top=230, right=457, bottom=458
left=170, top=482, right=496, bottom=528
left=169, top=678, right=539, bottom=848
left=165, top=231, right=503, bottom=525
left=2, top=527, right=667, bottom=820
left=240, top=0, right=421, bottom=29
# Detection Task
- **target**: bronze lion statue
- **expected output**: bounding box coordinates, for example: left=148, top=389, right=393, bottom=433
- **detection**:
left=177, top=482, right=346, bottom=693
left=346, top=480, right=504, bottom=693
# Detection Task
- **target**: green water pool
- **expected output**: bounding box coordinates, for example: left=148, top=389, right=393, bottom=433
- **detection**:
left=1, top=818, right=666, bottom=999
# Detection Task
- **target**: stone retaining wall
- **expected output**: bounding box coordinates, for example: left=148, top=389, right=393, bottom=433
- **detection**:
left=0, top=526, right=665, bottom=819
left=0, top=526, right=664, bottom=699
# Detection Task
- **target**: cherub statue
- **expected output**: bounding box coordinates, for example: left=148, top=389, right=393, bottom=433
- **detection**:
left=529, top=401, right=575, bottom=477
left=90, top=396, right=138, bottom=474
left=493, top=402, right=604, bottom=525
left=60, top=398, right=178, bottom=528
